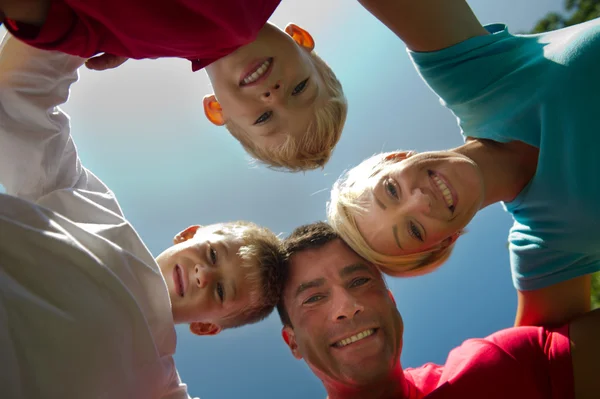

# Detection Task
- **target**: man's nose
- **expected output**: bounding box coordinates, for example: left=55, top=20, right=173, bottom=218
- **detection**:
left=332, top=289, right=364, bottom=322
left=194, top=264, right=212, bottom=289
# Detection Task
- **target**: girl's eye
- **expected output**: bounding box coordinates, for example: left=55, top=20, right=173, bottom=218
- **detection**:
left=409, top=221, right=423, bottom=242
left=254, top=111, right=272, bottom=125
left=350, top=277, right=370, bottom=288
left=292, top=78, right=309, bottom=96
left=385, top=179, right=399, bottom=199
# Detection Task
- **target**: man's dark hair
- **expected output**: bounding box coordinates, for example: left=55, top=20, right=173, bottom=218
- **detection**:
left=276, top=221, right=340, bottom=326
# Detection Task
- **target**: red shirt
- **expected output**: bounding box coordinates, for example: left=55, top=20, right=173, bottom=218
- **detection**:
left=5, top=0, right=281, bottom=71
left=404, top=325, right=573, bottom=399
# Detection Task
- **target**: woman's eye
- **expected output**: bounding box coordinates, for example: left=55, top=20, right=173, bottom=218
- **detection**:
left=209, top=247, right=217, bottom=264
left=304, top=295, right=324, bottom=304
left=254, top=111, right=272, bottom=125
left=216, top=282, right=224, bottom=302
left=350, top=277, right=370, bottom=288
left=292, top=78, right=309, bottom=96
left=385, top=179, right=399, bottom=199
left=409, top=221, right=423, bottom=242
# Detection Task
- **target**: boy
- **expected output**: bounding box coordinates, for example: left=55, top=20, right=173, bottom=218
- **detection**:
left=0, top=33, right=283, bottom=398
left=0, top=0, right=347, bottom=171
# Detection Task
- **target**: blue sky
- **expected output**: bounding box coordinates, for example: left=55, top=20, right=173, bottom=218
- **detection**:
left=0, top=1, right=568, bottom=397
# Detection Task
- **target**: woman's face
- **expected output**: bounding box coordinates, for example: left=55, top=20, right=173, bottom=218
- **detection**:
left=353, top=150, right=485, bottom=256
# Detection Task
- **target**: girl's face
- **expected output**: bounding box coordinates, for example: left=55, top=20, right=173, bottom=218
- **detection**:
left=354, top=150, right=484, bottom=256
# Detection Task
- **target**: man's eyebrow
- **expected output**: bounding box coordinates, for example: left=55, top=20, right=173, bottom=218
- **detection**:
left=392, top=225, right=403, bottom=250
left=339, top=262, right=371, bottom=278
left=295, top=278, right=325, bottom=298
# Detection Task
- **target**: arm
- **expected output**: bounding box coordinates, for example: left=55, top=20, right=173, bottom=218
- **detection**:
left=357, top=0, right=489, bottom=52
left=0, top=33, right=85, bottom=202
left=569, top=308, right=600, bottom=399
left=0, top=0, right=49, bottom=26
left=515, top=274, right=591, bottom=327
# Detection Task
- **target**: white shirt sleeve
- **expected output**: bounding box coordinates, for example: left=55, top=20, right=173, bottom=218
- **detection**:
left=0, top=33, right=86, bottom=202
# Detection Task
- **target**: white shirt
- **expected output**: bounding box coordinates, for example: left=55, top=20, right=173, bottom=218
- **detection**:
left=0, top=34, right=192, bottom=399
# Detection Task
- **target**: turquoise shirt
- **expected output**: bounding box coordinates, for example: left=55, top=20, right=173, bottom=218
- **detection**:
left=409, top=19, right=600, bottom=291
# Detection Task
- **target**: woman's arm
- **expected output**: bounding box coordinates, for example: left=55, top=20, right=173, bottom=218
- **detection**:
left=515, top=274, right=592, bottom=327
left=357, top=0, right=489, bottom=52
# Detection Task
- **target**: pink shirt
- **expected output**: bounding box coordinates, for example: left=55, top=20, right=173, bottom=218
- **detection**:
left=5, top=0, right=281, bottom=71
left=404, top=325, right=573, bottom=399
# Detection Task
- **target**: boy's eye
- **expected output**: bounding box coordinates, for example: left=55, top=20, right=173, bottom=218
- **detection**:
left=292, top=78, right=309, bottom=96
left=216, top=282, right=225, bottom=302
left=209, top=246, right=217, bottom=264
left=303, top=295, right=324, bottom=304
left=254, top=111, right=272, bottom=125
left=384, top=178, right=399, bottom=199
left=409, top=221, right=423, bottom=242
left=350, top=277, right=370, bottom=288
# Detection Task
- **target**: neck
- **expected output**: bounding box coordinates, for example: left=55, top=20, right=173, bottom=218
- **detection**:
left=454, top=139, right=538, bottom=209
left=324, top=362, right=409, bottom=399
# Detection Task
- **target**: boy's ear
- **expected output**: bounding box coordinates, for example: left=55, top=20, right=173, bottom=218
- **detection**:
left=203, top=95, right=225, bottom=126
left=384, top=151, right=416, bottom=163
left=282, top=326, right=303, bottom=360
left=285, top=23, right=315, bottom=51
left=190, top=322, right=222, bottom=336
left=174, top=225, right=201, bottom=244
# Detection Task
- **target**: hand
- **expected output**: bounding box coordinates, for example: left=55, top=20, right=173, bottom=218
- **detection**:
left=85, top=53, right=129, bottom=71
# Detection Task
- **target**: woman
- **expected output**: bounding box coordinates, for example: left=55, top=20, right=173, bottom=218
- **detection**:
left=329, top=0, right=600, bottom=327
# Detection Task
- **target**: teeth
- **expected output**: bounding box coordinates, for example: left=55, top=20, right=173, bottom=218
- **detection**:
left=432, top=174, right=454, bottom=208
left=242, top=59, right=271, bottom=85
left=334, top=329, right=375, bottom=348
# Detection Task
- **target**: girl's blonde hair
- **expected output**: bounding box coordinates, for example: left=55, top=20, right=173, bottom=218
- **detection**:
left=327, top=152, right=460, bottom=277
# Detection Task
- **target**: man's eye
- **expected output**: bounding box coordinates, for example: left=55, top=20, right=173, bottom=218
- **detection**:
left=385, top=179, right=399, bottom=199
left=216, top=282, right=225, bottom=302
left=304, top=295, right=324, bottom=304
left=254, top=111, right=272, bottom=125
left=350, top=277, right=370, bottom=288
left=409, top=221, right=423, bottom=242
left=292, top=78, right=309, bottom=96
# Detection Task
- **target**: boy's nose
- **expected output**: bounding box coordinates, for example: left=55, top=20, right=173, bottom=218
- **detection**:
left=194, top=265, right=211, bottom=289
left=261, top=81, right=283, bottom=102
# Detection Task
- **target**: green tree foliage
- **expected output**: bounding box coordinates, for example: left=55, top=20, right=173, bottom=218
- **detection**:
left=531, top=0, right=600, bottom=33
left=531, top=1, right=600, bottom=308
left=592, top=273, right=600, bottom=309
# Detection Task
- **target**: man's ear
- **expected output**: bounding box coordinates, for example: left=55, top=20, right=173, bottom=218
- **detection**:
left=282, top=326, right=303, bottom=360
left=387, top=289, right=397, bottom=306
left=285, top=23, right=315, bottom=51
left=384, top=151, right=417, bottom=163
left=190, top=322, right=222, bottom=336
left=174, top=225, right=201, bottom=244
left=203, top=95, right=225, bottom=126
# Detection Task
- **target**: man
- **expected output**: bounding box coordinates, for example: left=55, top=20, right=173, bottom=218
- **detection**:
left=277, top=222, right=598, bottom=399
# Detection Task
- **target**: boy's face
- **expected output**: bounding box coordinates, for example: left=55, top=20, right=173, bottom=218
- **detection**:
left=155, top=225, right=253, bottom=335
left=204, top=23, right=328, bottom=148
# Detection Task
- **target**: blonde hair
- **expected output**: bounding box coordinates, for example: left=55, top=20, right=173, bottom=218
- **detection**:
left=226, top=51, right=347, bottom=172
left=210, top=221, right=284, bottom=329
left=327, top=152, right=460, bottom=277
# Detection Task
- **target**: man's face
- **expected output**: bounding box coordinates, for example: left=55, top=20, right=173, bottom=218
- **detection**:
left=281, top=239, right=404, bottom=387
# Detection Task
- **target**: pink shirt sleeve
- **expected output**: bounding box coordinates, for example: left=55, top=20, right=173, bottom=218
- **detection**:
left=405, top=325, right=573, bottom=399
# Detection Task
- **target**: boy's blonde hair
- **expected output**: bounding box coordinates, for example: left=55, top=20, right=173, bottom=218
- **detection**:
left=210, top=221, right=284, bottom=329
left=327, top=152, right=460, bottom=278
left=226, top=51, right=347, bottom=172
